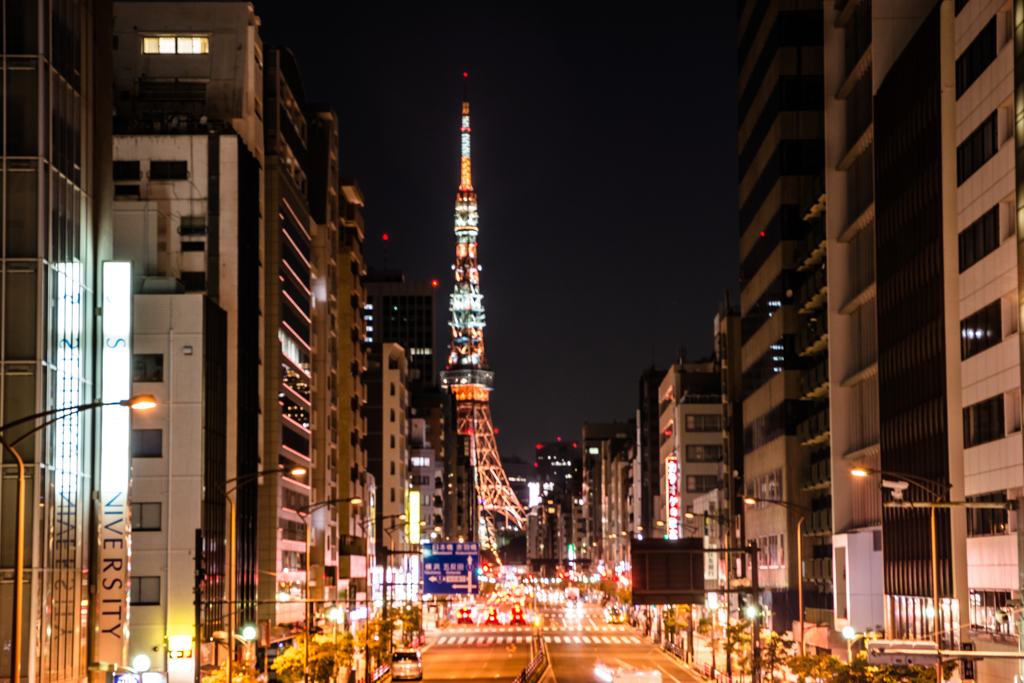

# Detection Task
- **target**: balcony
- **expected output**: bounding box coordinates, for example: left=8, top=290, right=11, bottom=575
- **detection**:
left=795, top=218, right=826, bottom=272
left=808, top=507, right=833, bottom=537
left=797, top=315, right=828, bottom=356
left=804, top=556, right=833, bottom=583
left=796, top=267, right=827, bottom=314
left=797, top=407, right=830, bottom=446
left=804, top=458, right=831, bottom=492
left=799, top=357, right=829, bottom=399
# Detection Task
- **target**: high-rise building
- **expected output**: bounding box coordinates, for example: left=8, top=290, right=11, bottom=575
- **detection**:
left=581, top=422, right=635, bottom=570
left=656, top=359, right=723, bottom=541
left=637, top=367, right=668, bottom=536
left=337, top=178, right=372, bottom=640
left=737, top=0, right=824, bottom=631
left=0, top=1, right=113, bottom=681
left=258, top=45, right=329, bottom=634
left=363, top=270, right=438, bottom=391
left=364, top=342, right=413, bottom=602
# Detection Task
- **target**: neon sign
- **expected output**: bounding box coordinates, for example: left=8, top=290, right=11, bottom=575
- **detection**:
left=666, top=455, right=680, bottom=540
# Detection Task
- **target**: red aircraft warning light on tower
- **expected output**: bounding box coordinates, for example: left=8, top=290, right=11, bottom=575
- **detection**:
left=440, top=74, right=525, bottom=548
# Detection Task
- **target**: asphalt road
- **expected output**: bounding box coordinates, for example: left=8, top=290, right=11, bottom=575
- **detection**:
left=420, top=603, right=700, bottom=683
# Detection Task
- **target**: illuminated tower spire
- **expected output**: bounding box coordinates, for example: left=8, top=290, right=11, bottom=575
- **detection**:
left=441, top=74, right=525, bottom=547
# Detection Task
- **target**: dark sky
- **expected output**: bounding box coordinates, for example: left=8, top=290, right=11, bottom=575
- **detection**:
left=254, top=3, right=739, bottom=463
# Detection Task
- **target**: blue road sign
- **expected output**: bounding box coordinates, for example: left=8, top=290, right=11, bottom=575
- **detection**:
left=422, top=542, right=480, bottom=595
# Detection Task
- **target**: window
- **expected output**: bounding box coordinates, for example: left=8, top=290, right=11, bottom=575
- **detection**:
left=685, top=444, right=723, bottom=462
left=142, top=36, right=209, bottom=55
left=685, top=414, right=722, bottom=432
left=686, top=475, right=718, bottom=493
left=964, top=394, right=1005, bottom=448
left=390, top=435, right=395, bottom=448
left=967, top=492, right=1009, bottom=536
left=390, top=461, right=395, bottom=475
left=181, top=241, right=205, bottom=252
left=281, top=550, right=306, bottom=572
left=132, top=429, right=162, bottom=458
left=113, top=161, right=140, bottom=181
left=956, top=17, right=996, bottom=98
left=957, top=111, right=999, bottom=185
left=179, top=216, right=207, bottom=236
left=149, top=161, right=188, bottom=180
left=390, top=488, right=395, bottom=502
left=132, top=354, right=164, bottom=382
left=959, top=205, right=1000, bottom=272
left=390, top=409, right=395, bottom=422
left=961, top=300, right=1001, bottom=360
left=130, top=577, right=161, bottom=605
left=131, top=502, right=161, bottom=531
left=411, top=456, right=429, bottom=467
left=970, top=590, right=1015, bottom=635
left=390, top=383, right=395, bottom=396
left=179, top=271, right=206, bottom=291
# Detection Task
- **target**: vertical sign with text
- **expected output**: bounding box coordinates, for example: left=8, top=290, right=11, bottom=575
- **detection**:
left=96, top=262, right=132, bottom=666
left=666, top=455, right=680, bottom=540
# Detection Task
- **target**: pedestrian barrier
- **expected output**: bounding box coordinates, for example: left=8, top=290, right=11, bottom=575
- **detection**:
left=699, top=662, right=732, bottom=683
left=370, top=664, right=390, bottom=682
left=511, top=635, right=548, bottom=683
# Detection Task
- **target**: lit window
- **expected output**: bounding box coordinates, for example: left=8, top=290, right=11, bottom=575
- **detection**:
left=142, top=36, right=209, bottom=55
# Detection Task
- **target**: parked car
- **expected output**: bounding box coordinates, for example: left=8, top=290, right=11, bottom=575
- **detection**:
left=485, top=608, right=500, bottom=625
left=510, top=605, right=527, bottom=625
left=391, top=649, right=423, bottom=681
left=605, top=606, right=625, bottom=624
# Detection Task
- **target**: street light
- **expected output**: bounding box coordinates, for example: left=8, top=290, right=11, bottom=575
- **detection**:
left=295, top=497, right=363, bottom=683
left=222, top=465, right=307, bottom=683
left=850, top=467, right=950, bottom=682
left=2, top=393, right=157, bottom=683
left=744, top=497, right=809, bottom=655
left=842, top=626, right=867, bottom=663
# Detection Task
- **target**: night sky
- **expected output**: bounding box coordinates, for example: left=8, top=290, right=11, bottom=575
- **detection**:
left=254, top=3, right=740, bottom=463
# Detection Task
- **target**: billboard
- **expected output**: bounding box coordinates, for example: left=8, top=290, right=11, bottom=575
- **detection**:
left=97, top=262, right=132, bottom=665
left=422, top=542, right=479, bottom=595
left=631, top=538, right=706, bottom=605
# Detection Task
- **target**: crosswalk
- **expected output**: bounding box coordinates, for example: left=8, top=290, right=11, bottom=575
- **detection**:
left=443, top=624, right=632, bottom=632
left=431, top=634, right=644, bottom=647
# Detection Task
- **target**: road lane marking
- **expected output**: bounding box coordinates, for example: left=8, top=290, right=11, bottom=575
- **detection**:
left=517, top=636, right=524, bottom=643
left=543, top=636, right=552, bottom=643
left=486, top=637, right=494, bottom=644
left=466, top=637, right=476, bottom=644
left=628, top=637, right=641, bottom=644
left=553, top=636, right=562, bottom=643
left=437, top=637, right=448, bottom=644
left=601, top=637, right=613, bottom=643
left=581, top=636, right=591, bottom=643
left=457, top=637, right=466, bottom=644
left=572, top=636, right=582, bottom=644
left=610, top=636, right=622, bottom=643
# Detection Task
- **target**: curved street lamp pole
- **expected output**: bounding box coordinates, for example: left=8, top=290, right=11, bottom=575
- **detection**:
left=295, top=497, right=363, bottom=683
left=2, top=394, right=156, bottom=683
left=851, top=467, right=950, bottom=682
left=221, top=465, right=308, bottom=683
left=743, top=497, right=810, bottom=656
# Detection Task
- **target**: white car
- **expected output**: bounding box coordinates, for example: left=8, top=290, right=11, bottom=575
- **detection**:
left=594, top=663, right=662, bottom=683
left=391, top=650, right=423, bottom=681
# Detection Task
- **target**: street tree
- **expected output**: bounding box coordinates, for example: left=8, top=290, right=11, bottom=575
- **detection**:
left=722, top=618, right=751, bottom=679
left=754, top=631, right=793, bottom=682
left=272, top=633, right=354, bottom=683
left=200, top=660, right=258, bottom=683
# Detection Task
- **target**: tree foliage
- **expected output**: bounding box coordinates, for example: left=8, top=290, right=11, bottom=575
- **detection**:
left=784, top=653, right=956, bottom=683
left=200, top=660, right=259, bottom=683
left=271, top=633, right=354, bottom=683
left=754, top=631, right=794, bottom=682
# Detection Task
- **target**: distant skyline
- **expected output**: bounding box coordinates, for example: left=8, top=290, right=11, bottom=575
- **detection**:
left=255, top=2, right=739, bottom=461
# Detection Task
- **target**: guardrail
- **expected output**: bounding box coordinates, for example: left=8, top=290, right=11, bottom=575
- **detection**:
left=370, top=664, right=390, bottom=682
left=699, top=662, right=732, bottom=683
left=512, top=634, right=548, bottom=683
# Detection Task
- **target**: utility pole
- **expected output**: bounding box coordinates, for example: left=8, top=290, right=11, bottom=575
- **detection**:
left=1017, top=497, right=1024, bottom=683
left=194, top=529, right=205, bottom=683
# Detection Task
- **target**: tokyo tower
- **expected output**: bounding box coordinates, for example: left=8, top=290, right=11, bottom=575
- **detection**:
left=440, top=74, right=526, bottom=549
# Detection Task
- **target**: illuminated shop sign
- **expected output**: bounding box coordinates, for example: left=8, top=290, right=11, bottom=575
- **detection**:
left=666, top=455, right=680, bottom=540
left=97, top=262, right=132, bottom=666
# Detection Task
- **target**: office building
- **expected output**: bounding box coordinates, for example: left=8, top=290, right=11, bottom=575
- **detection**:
left=637, top=367, right=668, bottom=538
left=737, top=0, right=824, bottom=631
left=0, top=1, right=113, bottom=681
left=363, top=270, right=438, bottom=391
left=110, top=2, right=265, bottom=673
left=364, top=343, right=413, bottom=602
left=657, top=359, right=723, bottom=540
left=581, top=422, right=635, bottom=571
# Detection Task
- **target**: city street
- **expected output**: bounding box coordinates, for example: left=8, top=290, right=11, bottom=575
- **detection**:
left=420, top=603, right=700, bottom=683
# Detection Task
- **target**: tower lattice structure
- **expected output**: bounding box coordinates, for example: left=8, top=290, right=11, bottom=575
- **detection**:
left=440, top=76, right=526, bottom=548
